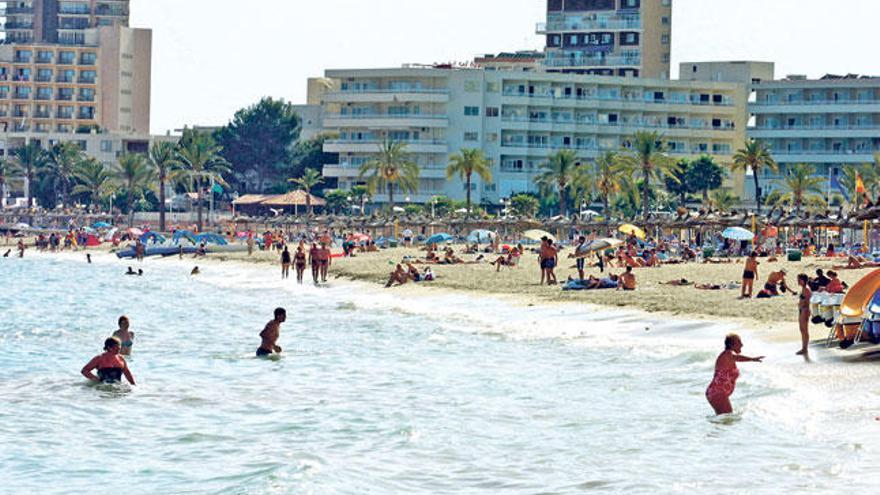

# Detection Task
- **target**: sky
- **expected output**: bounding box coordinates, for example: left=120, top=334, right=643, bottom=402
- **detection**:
left=133, top=0, right=880, bottom=135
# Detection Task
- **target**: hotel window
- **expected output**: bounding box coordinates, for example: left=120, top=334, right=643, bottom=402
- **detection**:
left=464, top=132, right=479, bottom=142
left=486, top=82, right=499, bottom=93
left=100, top=140, right=112, bottom=152
left=464, top=106, right=480, bottom=116
left=486, top=133, right=498, bottom=142
left=620, top=32, right=639, bottom=46
left=486, top=107, right=499, bottom=117
left=621, top=0, right=640, bottom=8
left=661, top=53, right=670, bottom=63
left=662, top=16, right=670, bottom=25
left=662, top=0, right=671, bottom=6
left=464, top=81, right=480, bottom=92
left=661, top=34, right=670, bottom=45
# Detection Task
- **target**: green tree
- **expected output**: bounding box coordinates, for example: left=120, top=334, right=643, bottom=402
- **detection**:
left=71, top=157, right=113, bottom=209
left=177, top=128, right=230, bottom=231
left=594, top=151, right=626, bottom=220
left=0, top=158, right=21, bottom=206
left=214, top=97, right=301, bottom=193
left=534, top=149, right=580, bottom=217
left=709, top=189, right=739, bottom=213
left=426, top=195, right=454, bottom=217
left=664, top=159, right=692, bottom=204
left=46, top=142, right=85, bottom=208
left=358, top=140, right=419, bottom=212
left=115, top=153, right=156, bottom=227
left=350, top=184, right=370, bottom=214
left=731, top=139, right=777, bottom=213
left=446, top=148, right=492, bottom=217
left=687, top=155, right=725, bottom=202
left=510, top=193, right=540, bottom=217
left=617, top=131, right=680, bottom=219
left=323, top=189, right=351, bottom=214
left=9, top=142, right=49, bottom=208
left=149, top=141, right=181, bottom=232
left=288, top=135, right=339, bottom=191
left=287, top=168, right=324, bottom=215
left=780, top=163, right=826, bottom=215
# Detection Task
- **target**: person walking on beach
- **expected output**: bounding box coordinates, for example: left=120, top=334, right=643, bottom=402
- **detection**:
left=706, top=334, right=763, bottom=415
left=294, top=245, right=307, bottom=284
left=112, top=316, right=135, bottom=356
left=247, top=234, right=255, bottom=256
left=280, top=246, right=291, bottom=280
left=256, top=308, right=286, bottom=357
left=308, top=242, right=320, bottom=284
left=81, top=337, right=136, bottom=385
left=796, top=274, right=812, bottom=359
left=573, top=235, right=590, bottom=280
left=741, top=252, right=759, bottom=299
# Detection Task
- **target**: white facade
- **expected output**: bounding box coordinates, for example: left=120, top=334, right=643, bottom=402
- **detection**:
left=318, top=67, right=747, bottom=205
left=749, top=75, right=880, bottom=199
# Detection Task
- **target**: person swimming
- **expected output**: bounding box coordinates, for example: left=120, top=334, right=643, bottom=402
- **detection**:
left=706, top=334, right=763, bottom=415
left=125, top=267, right=137, bottom=275
left=191, top=266, right=200, bottom=276
left=81, top=337, right=135, bottom=385
left=2, top=249, right=9, bottom=258
left=257, top=308, right=286, bottom=357
left=112, top=316, right=134, bottom=356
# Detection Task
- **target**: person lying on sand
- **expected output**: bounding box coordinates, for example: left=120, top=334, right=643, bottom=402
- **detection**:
left=834, top=255, right=880, bottom=270
left=703, top=258, right=734, bottom=264
left=662, top=279, right=693, bottom=286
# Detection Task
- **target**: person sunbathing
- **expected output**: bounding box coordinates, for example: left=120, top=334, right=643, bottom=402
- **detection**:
left=834, top=255, right=880, bottom=270
left=406, top=263, right=422, bottom=282
left=491, top=253, right=513, bottom=272
left=662, top=279, right=693, bottom=286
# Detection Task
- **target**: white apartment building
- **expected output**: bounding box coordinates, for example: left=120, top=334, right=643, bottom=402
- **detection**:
left=749, top=74, right=880, bottom=200
left=317, top=67, right=747, bottom=205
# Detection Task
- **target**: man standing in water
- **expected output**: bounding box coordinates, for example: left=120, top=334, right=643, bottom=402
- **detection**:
left=257, top=308, right=286, bottom=357
left=308, top=242, right=320, bottom=284
left=316, top=243, right=332, bottom=283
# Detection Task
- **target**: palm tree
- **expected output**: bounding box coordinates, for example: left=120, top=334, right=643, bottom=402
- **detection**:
left=288, top=168, right=324, bottom=215
left=534, top=149, right=580, bottom=217
left=447, top=148, right=492, bottom=217
left=709, top=189, right=739, bottom=214
left=731, top=139, right=777, bottom=214
left=0, top=158, right=21, bottom=208
left=115, top=153, right=157, bottom=227
left=71, top=157, right=113, bottom=209
left=617, top=131, right=680, bottom=219
left=780, top=163, right=825, bottom=215
left=9, top=142, right=49, bottom=208
left=358, top=139, right=419, bottom=212
left=149, top=141, right=181, bottom=232
left=46, top=141, right=84, bottom=208
left=594, top=151, right=626, bottom=221
left=176, top=129, right=230, bottom=232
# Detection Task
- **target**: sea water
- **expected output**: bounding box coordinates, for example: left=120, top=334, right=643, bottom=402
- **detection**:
left=0, top=253, right=878, bottom=494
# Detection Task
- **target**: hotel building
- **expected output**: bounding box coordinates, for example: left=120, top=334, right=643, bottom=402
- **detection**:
left=317, top=66, right=747, bottom=205
left=748, top=74, right=880, bottom=200
left=2, top=0, right=130, bottom=44
left=538, top=0, right=672, bottom=78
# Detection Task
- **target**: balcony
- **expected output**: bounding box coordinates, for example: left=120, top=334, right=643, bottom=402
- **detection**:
left=78, top=77, right=96, bottom=84
left=11, top=75, right=31, bottom=82
left=35, top=57, right=53, bottom=64
left=33, top=111, right=51, bottom=119
left=35, top=75, right=52, bottom=82
left=324, top=139, right=448, bottom=154
left=13, top=111, right=29, bottom=118
left=78, top=112, right=96, bottom=120
left=500, top=90, right=735, bottom=107
left=56, top=76, right=76, bottom=83
left=35, top=93, right=52, bottom=101
left=12, top=93, right=30, bottom=100
left=5, top=7, right=35, bottom=15
left=77, top=94, right=95, bottom=102
left=323, top=113, right=449, bottom=129
left=5, top=22, right=35, bottom=30
left=751, top=99, right=880, bottom=113
left=56, top=94, right=74, bottom=101
left=58, top=20, right=91, bottom=30
left=537, top=18, right=641, bottom=33
left=323, top=88, right=449, bottom=104
left=58, top=6, right=91, bottom=15
left=768, top=149, right=876, bottom=163
left=749, top=124, right=880, bottom=139
left=56, top=112, right=74, bottom=119
left=543, top=55, right=641, bottom=68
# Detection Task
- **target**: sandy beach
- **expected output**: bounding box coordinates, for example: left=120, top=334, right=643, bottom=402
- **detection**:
left=200, top=245, right=877, bottom=345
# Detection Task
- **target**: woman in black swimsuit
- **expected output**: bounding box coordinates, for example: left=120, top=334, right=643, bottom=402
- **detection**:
left=294, top=246, right=307, bottom=285
left=81, top=337, right=136, bottom=385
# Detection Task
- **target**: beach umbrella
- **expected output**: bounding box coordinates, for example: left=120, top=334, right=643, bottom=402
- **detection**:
left=392, top=206, right=405, bottom=213
left=585, top=238, right=623, bottom=252
left=13, top=222, right=29, bottom=229
left=425, top=233, right=453, bottom=245
left=522, top=229, right=555, bottom=242
left=618, top=224, right=646, bottom=240
left=721, top=226, right=755, bottom=241
left=93, top=221, right=112, bottom=229
left=467, top=229, right=496, bottom=243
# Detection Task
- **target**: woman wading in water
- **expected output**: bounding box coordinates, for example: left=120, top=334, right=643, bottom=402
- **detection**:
left=706, top=334, right=763, bottom=415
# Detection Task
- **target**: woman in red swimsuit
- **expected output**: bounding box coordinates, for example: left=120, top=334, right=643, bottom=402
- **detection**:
left=706, top=334, right=763, bottom=415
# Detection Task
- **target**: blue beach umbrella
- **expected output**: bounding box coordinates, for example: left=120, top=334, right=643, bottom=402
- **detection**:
left=93, top=222, right=112, bottom=228
left=425, top=233, right=453, bottom=245
left=721, top=227, right=755, bottom=241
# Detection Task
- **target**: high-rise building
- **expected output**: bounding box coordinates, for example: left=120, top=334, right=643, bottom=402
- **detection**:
left=317, top=66, right=747, bottom=205
left=2, top=0, right=130, bottom=45
left=538, top=0, right=672, bottom=79
left=749, top=74, right=880, bottom=201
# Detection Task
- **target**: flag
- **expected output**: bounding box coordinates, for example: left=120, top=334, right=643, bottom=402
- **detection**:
left=856, top=174, right=866, bottom=195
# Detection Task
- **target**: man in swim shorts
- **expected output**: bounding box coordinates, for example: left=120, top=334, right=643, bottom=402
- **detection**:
left=539, top=238, right=558, bottom=285
left=257, top=308, right=286, bottom=357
